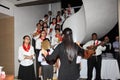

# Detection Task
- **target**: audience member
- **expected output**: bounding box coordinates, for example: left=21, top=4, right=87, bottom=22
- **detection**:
left=102, top=36, right=112, bottom=56
left=112, top=36, right=120, bottom=72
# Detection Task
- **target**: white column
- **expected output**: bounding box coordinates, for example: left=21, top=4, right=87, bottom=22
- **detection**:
left=49, top=4, right=52, bottom=11
left=118, top=0, right=120, bottom=51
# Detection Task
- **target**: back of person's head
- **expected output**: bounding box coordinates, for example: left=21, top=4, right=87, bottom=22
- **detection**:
left=62, top=28, right=73, bottom=42
left=62, top=28, right=77, bottom=63
left=41, top=38, right=51, bottom=50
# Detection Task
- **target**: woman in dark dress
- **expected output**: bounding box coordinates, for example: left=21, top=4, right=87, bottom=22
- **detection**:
left=42, top=28, right=93, bottom=80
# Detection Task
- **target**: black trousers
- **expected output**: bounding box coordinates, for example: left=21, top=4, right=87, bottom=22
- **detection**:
left=35, top=49, right=41, bottom=80
left=87, top=55, right=102, bottom=80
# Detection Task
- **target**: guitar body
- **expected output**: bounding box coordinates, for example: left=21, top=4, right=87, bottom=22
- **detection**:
left=84, top=46, right=96, bottom=59
left=83, top=40, right=105, bottom=59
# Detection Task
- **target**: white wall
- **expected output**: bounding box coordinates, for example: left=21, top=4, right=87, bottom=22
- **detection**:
left=51, top=2, right=61, bottom=17
left=63, top=0, right=118, bottom=43
left=118, top=0, right=120, bottom=36
left=14, top=4, right=49, bottom=76
left=83, top=0, right=118, bottom=43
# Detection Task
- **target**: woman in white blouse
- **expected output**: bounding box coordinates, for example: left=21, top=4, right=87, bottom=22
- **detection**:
left=18, top=35, right=36, bottom=80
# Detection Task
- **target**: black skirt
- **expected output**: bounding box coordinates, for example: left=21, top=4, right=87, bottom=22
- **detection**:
left=18, top=64, right=36, bottom=80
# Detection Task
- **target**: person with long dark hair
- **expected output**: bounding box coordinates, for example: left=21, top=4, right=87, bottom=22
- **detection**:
left=18, top=35, right=36, bottom=80
left=41, top=28, right=93, bottom=80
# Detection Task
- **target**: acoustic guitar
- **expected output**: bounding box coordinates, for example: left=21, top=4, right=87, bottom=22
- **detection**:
left=84, top=41, right=106, bottom=59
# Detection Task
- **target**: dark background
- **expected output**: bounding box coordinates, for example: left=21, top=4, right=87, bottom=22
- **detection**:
left=100, top=23, right=119, bottom=43
left=61, top=0, right=83, bottom=8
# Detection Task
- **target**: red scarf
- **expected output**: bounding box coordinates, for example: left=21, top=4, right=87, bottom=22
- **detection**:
left=37, top=29, right=41, bottom=33
left=55, top=34, right=62, bottom=41
left=57, top=20, right=61, bottom=23
left=95, top=40, right=99, bottom=45
left=68, top=8, right=71, bottom=15
left=52, top=23, right=56, bottom=26
left=23, top=44, right=30, bottom=52
left=49, top=28, right=53, bottom=33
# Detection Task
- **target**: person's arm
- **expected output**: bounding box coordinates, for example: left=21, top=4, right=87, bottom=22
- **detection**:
left=77, top=45, right=85, bottom=57
left=41, top=44, right=60, bottom=65
left=31, top=46, right=35, bottom=60
left=99, top=45, right=106, bottom=51
left=83, top=41, right=91, bottom=50
left=76, top=43, right=95, bottom=59
left=36, top=39, right=41, bottom=49
left=38, top=51, right=43, bottom=62
left=24, top=46, right=35, bottom=60
left=18, top=47, right=25, bottom=61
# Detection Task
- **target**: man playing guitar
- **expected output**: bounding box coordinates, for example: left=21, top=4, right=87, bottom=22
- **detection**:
left=83, top=33, right=106, bottom=80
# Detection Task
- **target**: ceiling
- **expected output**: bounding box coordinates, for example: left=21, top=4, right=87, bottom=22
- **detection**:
left=7, top=0, right=60, bottom=7
left=0, top=0, right=60, bottom=18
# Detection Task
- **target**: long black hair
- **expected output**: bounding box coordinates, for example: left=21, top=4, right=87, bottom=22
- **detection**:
left=62, top=28, right=77, bottom=62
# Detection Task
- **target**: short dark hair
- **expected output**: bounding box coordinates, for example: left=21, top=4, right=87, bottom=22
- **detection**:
left=92, top=33, right=97, bottom=36
left=44, top=14, right=48, bottom=17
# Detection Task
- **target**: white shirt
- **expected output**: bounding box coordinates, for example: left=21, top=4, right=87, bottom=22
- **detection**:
left=49, top=24, right=56, bottom=36
left=32, top=28, right=40, bottom=40
left=36, top=38, right=43, bottom=49
left=76, top=56, right=82, bottom=64
left=18, top=45, right=35, bottom=66
left=67, top=7, right=75, bottom=16
left=42, top=18, right=49, bottom=26
left=50, top=24, right=56, bottom=30
left=83, top=40, right=106, bottom=56
left=38, top=48, right=53, bottom=65
left=51, top=34, right=61, bottom=48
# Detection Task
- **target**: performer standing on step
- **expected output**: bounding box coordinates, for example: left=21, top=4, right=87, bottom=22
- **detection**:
left=18, top=35, right=36, bottom=80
